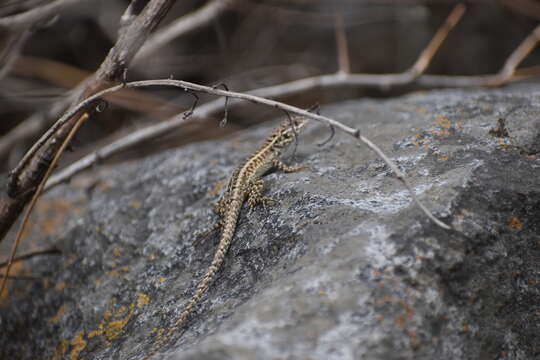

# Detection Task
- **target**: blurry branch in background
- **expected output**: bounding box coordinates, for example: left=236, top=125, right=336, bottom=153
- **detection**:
left=12, top=56, right=185, bottom=118
left=0, top=0, right=89, bottom=79
left=501, top=0, right=540, bottom=20
left=0, top=29, right=31, bottom=79
left=334, top=12, right=351, bottom=74
left=0, top=0, right=86, bottom=29
left=135, top=0, right=240, bottom=62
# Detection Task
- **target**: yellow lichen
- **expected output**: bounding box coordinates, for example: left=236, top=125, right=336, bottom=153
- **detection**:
left=105, top=303, right=135, bottom=342
left=129, top=200, right=142, bottom=209
left=52, top=339, right=69, bottom=360
left=106, top=265, right=129, bottom=277
left=55, top=281, right=67, bottom=291
left=136, top=293, right=150, bottom=308
left=69, top=331, right=87, bottom=360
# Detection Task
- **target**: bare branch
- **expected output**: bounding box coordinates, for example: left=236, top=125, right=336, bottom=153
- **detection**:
left=135, top=0, right=239, bottom=62
left=0, top=29, right=31, bottom=80
left=496, top=24, right=540, bottom=84
left=408, top=3, right=466, bottom=77
left=0, top=0, right=87, bottom=29
left=334, top=12, right=351, bottom=74
left=0, top=247, right=60, bottom=268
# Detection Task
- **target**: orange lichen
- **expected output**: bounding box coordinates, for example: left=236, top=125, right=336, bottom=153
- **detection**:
left=129, top=200, right=142, bottom=210
left=52, top=339, right=69, bottom=360
left=437, top=153, right=449, bottom=161
left=48, top=304, right=68, bottom=324
left=69, top=331, right=87, bottom=360
left=64, top=254, right=78, bottom=266
left=209, top=179, right=227, bottom=196
left=430, top=115, right=453, bottom=137
left=55, top=281, right=67, bottom=291
left=508, top=216, right=523, bottom=230
left=36, top=200, right=84, bottom=237
left=106, top=265, right=129, bottom=277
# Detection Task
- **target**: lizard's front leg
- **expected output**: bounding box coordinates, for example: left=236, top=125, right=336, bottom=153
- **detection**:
left=272, top=159, right=308, bottom=173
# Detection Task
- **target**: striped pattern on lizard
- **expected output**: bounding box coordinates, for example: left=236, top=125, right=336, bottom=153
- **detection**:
left=144, top=117, right=308, bottom=359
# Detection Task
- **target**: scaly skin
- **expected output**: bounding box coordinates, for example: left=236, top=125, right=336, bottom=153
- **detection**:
left=144, top=117, right=308, bottom=359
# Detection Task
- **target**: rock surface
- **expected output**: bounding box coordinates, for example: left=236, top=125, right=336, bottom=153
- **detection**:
left=1, top=85, right=539, bottom=360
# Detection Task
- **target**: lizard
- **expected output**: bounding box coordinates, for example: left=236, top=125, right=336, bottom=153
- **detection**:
left=144, top=116, right=309, bottom=359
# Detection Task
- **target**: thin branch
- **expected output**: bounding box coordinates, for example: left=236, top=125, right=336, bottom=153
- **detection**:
left=135, top=0, right=239, bottom=62
left=0, top=247, right=60, bottom=268
left=358, top=135, right=449, bottom=229
left=334, top=12, right=351, bottom=74
left=0, top=29, right=31, bottom=80
left=497, top=24, right=540, bottom=84
left=408, top=3, right=465, bottom=77
left=40, top=78, right=451, bottom=230
left=0, top=0, right=87, bottom=29
left=0, top=113, right=88, bottom=297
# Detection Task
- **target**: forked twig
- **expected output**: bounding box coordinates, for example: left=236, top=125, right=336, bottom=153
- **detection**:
left=0, top=113, right=89, bottom=296
left=0, top=247, right=60, bottom=268
left=408, top=3, right=466, bottom=77
left=335, top=12, right=351, bottom=74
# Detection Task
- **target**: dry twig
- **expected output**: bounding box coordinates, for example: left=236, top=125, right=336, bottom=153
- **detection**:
left=0, top=113, right=88, bottom=297
left=135, top=0, right=240, bottom=62
left=0, top=0, right=87, bottom=29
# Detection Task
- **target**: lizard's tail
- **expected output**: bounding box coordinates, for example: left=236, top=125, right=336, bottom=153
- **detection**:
left=144, top=204, right=241, bottom=359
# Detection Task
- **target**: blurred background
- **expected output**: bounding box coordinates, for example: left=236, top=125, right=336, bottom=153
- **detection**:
left=1, top=0, right=540, bottom=173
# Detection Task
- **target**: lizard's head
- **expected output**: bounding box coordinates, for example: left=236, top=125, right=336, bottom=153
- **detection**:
left=271, top=116, right=308, bottom=149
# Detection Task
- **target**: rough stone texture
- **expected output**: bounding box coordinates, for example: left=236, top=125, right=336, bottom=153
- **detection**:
left=1, top=85, right=539, bottom=360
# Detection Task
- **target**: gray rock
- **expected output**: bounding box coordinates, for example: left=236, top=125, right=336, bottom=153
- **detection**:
left=1, top=85, right=539, bottom=360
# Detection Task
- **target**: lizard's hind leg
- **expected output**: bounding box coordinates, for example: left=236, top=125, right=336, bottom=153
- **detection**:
left=247, top=179, right=275, bottom=208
